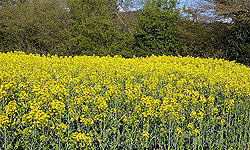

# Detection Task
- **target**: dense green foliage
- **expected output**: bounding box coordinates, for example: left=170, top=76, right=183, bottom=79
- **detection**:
left=132, top=0, right=187, bottom=56
left=0, top=0, right=249, bottom=65
left=66, top=0, right=133, bottom=57
left=0, top=0, right=70, bottom=55
left=221, top=19, right=250, bottom=65
left=197, top=0, right=250, bottom=65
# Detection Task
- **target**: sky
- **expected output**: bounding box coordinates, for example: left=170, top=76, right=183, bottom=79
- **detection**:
left=118, top=0, right=198, bottom=12
left=118, top=0, right=226, bottom=23
left=179, top=0, right=196, bottom=7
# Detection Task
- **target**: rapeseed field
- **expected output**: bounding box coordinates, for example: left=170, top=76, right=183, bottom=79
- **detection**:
left=0, top=51, right=249, bottom=149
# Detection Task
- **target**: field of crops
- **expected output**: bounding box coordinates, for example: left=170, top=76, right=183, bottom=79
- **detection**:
left=0, top=51, right=249, bottom=149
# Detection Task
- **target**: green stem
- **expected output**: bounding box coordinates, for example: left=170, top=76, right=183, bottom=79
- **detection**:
left=220, top=127, right=223, bottom=150
left=4, top=126, right=7, bottom=150
left=58, top=132, right=61, bottom=150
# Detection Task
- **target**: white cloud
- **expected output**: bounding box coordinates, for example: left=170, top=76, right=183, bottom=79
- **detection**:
left=118, top=5, right=138, bottom=12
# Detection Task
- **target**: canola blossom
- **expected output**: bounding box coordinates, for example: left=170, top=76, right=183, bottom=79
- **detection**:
left=0, top=51, right=249, bottom=149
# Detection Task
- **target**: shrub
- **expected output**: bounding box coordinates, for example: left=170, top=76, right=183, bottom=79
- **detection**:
left=132, top=0, right=187, bottom=57
left=66, top=0, right=133, bottom=57
left=0, top=0, right=71, bottom=55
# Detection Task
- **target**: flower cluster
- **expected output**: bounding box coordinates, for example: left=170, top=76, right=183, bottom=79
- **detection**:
left=0, top=51, right=249, bottom=149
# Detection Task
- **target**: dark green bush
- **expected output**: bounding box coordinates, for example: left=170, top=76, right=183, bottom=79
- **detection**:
left=0, top=0, right=71, bottom=55
left=66, top=0, right=133, bottom=57
left=0, top=0, right=248, bottom=66
left=132, top=0, right=187, bottom=57
left=222, top=19, right=250, bottom=66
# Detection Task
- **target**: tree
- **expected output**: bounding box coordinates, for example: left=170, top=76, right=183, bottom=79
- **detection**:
left=202, top=0, right=250, bottom=65
left=66, top=0, right=133, bottom=57
left=181, top=0, right=250, bottom=66
left=200, top=0, right=249, bottom=21
left=132, top=0, right=187, bottom=57
left=0, top=0, right=71, bottom=55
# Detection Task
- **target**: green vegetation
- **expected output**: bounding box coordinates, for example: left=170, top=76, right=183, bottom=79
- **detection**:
left=0, top=0, right=70, bottom=55
left=0, top=0, right=249, bottom=65
left=66, top=0, right=132, bottom=57
left=133, top=0, right=187, bottom=56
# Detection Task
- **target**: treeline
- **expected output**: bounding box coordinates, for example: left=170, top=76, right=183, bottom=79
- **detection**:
left=0, top=0, right=249, bottom=65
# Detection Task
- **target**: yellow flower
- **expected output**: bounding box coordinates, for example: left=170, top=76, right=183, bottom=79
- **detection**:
left=96, top=136, right=102, bottom=142
left=190, top=110, right=197, bottom=119
left=80, top=117, right=94, bottom=126
left=180, top=116, right=185, bottom=122
left=94, top=113, right=106, bottom=121
left=187, top=123, right=193, bottom=129
left=22, top=109, right=50, bottom=128
left=220, top=119, right=226, bottom=125
left=192, top=128, right=200, bottom=136
left=5, top=100, right=18, bottom=115
left=0, top=114, right=10, bottom=128
left=142, top=131, right=149, bottom=140
left=176, top=127, right=182, bottom=135
left=71, top=132, right=92, bottom=145
left=112, top=127, right=117, bottom=134
left=197, top=111, right=204, bottom=122
left=199, top=95, right=207, bottom=104
left=56, top=123, right=67, bottom=132
left=225, top=99, right=235, bottom=111
left=1, top=51, right=250, bottom=148
left=121, top=115, right=127, bottom=122
left=50, top=100, right=65, bottom=114
left=212, top=107, right=218, bottom=114
left=207, top=95, right=215, bottom=103
left=40, top=135, right=48, bottom=141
